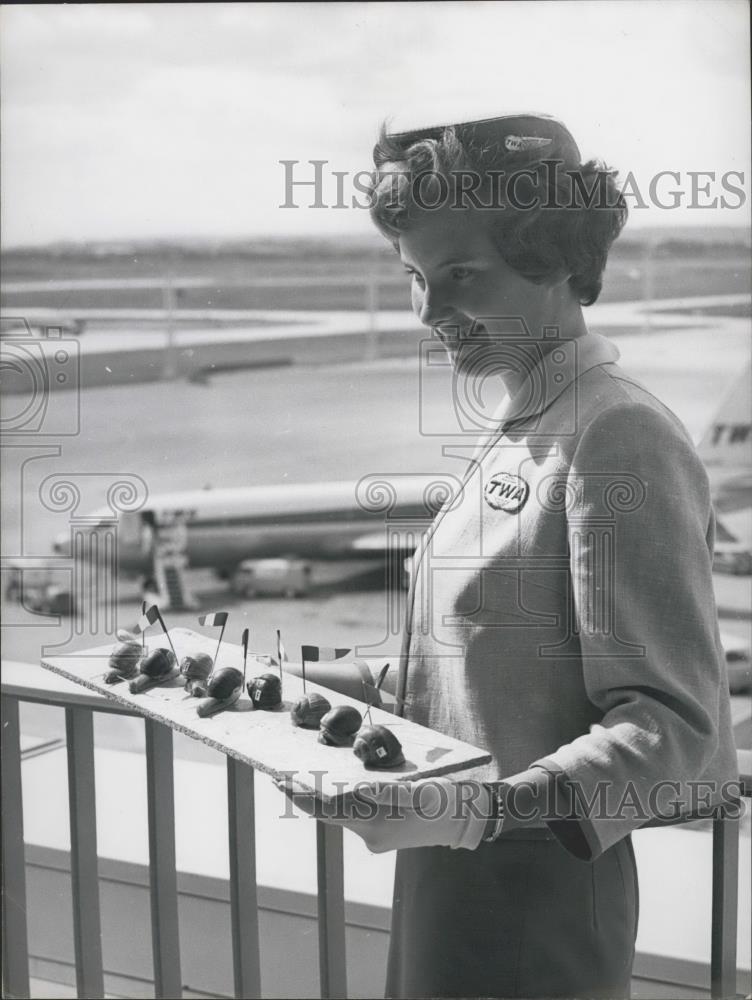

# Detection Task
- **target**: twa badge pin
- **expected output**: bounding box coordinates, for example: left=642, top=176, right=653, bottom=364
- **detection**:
left=484, top=472, right=529, bottom=513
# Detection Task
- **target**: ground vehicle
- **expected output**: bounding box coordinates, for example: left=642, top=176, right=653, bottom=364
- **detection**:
left=230, top=558, right=312, bottom=598
left=713, top=536, right=752, bottom=575
left=4, top=560, right=75, bottom=615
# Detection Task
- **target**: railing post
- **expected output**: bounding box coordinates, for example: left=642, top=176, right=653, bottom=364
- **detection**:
left=1, top=695, right=30, bottom=999
left=316, top=822, right=347, bottom=999
left=227, top=758, right=262, bottom=998
left=145, top=719, right=182, bottom=998
left=65, top=706, right=105, bottom=998
left=710, top=811, right=739, bottom=999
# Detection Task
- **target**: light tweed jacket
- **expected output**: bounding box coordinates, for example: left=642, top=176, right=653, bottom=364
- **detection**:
left=398, top=330, right=738, bottom=859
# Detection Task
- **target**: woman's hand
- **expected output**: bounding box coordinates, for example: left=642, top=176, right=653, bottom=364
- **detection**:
left=273, top=775, right=493, bottom=853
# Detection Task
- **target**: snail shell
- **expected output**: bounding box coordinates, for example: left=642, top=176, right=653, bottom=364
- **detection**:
left=105, top=641, right=142, bottom=684
left=353, top=724, right=405, bottom=769
left=290, top=691, right=331, bottom=728
left=207, top=666, right=243, bottom=699
left=128, top=648, right=178, bottom=693
left=180, top=653, right=214, bottom=697
left=318, top=705, right=363, bottom=747
left=196, top=666, right=243, bottom=718
left=247, top=672, right=282, bottom=710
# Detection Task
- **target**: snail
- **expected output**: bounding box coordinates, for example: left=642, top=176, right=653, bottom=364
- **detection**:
left=128, top=648, right=179, bottom=693
left=179, top=653, right=214, bottom=697
left=247, top=672, right=282, bottom=710
left=105, top=640, right=143, bottom=684
left=353, top=724, right=405, bottom=769
left=196, top=666, right=243, bottom=718
left=318, top=705, right=363, bottom=747
left=290, top=691, right=331, bottom=728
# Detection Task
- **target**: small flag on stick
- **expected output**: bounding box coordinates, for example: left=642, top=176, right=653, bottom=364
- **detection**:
left=133, top=604, right=160, bottom=635
left=300, top=645, right=350, bottom=694
left=276, top=629, right=287, bottom=684
left=361, top=662, right=389, bottom=724
left=241, top=628, right=249, bottom=685
left=154, top=606, right=178, bottom=661
left=198, top=612, right=229, bottom=628
left=198, top=611, right=229, bottom=665
left=300, top=646, right=350, bottom=662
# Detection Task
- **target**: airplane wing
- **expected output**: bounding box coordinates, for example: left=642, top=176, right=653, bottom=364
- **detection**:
left=348, top=530, right=422, bottom=554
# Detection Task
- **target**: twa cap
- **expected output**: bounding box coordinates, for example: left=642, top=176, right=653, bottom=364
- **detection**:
left=383, top=113, right=581, bottom=169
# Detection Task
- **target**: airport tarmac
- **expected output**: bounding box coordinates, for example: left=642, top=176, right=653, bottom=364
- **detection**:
left=3, top=302, right=750, bottom=741
left=2, top=300, right=750, bottom=657
left=3, top=298, right=751, bottom=994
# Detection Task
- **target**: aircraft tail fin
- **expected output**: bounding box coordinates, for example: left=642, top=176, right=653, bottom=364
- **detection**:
left=697, top=363, right=752, bottom=470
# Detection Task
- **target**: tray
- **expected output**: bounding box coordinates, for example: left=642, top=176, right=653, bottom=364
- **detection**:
left=40, top=627, right=491, bottom=802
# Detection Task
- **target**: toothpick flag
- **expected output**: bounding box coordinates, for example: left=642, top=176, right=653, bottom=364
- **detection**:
left=198, top=611, right=229, bottom=664
left=154, top=606, right=178, bottom=661
left=360, top=662, right=389, bottom=724
left=241, top=628, right=249, bottom=685
left=300, top=645, right=351, bottom=693
left=276, top=629, right=287, bottom=683
left=300, top=646, right=351, bottom=662
left=132, top=604, right=160, bottom=635
left=198, top=612, right=229, bottom=628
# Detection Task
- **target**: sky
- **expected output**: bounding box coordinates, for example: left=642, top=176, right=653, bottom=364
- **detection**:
left=1, top=1, right=750, bottom=246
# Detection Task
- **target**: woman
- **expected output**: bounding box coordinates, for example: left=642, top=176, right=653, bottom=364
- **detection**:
left=280, top=114, right=738, bottom=998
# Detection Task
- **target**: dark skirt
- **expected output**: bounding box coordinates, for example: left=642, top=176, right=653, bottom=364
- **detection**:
left=385, top=830, right=639, bottom=999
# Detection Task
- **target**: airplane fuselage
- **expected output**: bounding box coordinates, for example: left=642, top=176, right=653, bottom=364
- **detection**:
left=55, top=480, right=441, bottom=576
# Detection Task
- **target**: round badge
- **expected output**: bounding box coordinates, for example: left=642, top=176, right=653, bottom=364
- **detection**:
left=484, top=472, right=530, bottom=513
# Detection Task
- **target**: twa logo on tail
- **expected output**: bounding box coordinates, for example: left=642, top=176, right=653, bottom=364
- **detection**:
left=698, top=363, right=752, bottom=467
left=697, top=362, right=751, bottom=520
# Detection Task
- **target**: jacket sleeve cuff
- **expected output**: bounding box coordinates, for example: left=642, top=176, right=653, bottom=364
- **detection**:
left=528, top=763, right=600, bottom=861
left=495, top=765, right=598, bottom=861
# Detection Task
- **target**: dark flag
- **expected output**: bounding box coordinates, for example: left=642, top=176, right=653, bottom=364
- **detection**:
left=133, top=604, right=160, bottom=635
left=198, top=612, right=229, bottom=628
left=301, top=645, right=350, bottom=662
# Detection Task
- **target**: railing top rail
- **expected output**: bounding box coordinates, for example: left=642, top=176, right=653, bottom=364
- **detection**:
left=1, top=660, right=140, bottom=715
left=0, top=274, right=407, bottom=294
left=2, top=658, right=750, bottom=796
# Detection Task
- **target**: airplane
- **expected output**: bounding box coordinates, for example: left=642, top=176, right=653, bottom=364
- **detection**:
left=50, top=363, right=751, bottom=584
left=52, top=478, right=435, bottom=580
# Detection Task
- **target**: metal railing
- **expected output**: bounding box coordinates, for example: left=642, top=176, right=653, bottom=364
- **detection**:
left=1, top=668, right=348, bottom=1000
left=1, top=665, right=750, bottom=1000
